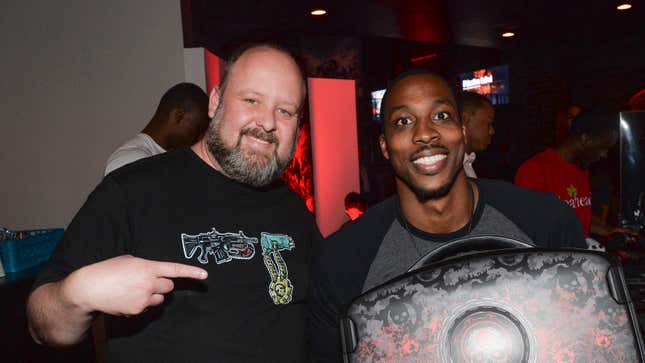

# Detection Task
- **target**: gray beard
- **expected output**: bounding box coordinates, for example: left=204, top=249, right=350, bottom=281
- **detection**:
left=206, top=104, right=296, bottom=188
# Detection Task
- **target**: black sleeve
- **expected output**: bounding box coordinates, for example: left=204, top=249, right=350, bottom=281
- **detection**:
left=308, top=199, right=396, bottom=362
left=32, top=177, right=132, bottom=290
left=308, top=244, right=348, bottom=362
left=547, top=196, right=587, bottom=249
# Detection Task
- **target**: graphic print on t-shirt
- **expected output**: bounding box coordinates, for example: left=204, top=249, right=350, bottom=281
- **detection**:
left=564, top=183, right=591, bottom=209
left=181, top=228, right=258, bottom=264
left=260, top=232, right=295, bottom=305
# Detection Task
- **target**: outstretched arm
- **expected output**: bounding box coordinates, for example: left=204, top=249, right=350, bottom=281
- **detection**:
left=27, top=255, right=207, bottom=347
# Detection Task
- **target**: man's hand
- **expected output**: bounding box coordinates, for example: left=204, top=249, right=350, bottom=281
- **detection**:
left=61, top=255, right=208, bottom=317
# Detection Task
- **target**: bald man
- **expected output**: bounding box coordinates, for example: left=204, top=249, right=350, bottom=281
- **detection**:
left=27, top=43, right=320, bottom=362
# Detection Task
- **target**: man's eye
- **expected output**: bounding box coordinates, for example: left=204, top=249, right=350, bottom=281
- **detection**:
left=244, top=98, right=258, bottom=105
left=395, top=117, right=413, bottom=126
left=278, top=108, right=294, bottom=118
left=433, top=111, right=451, bottom=121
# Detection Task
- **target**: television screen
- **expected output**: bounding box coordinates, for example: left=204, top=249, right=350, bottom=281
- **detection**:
left=459, top=65, right=510, bottom=105
left=370, top=89, right=386, bottom=121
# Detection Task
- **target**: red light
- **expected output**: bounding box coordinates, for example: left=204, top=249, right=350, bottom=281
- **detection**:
left=410, top=53, right=438, bottom=63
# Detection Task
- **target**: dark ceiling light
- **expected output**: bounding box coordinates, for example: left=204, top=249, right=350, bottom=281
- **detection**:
left=310, top=9, right=327, bottom=16
left=616, top=3, right=632, bottom=10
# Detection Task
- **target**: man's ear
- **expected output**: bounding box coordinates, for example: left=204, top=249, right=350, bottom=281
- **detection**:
left=208, top=87, right=221, bottom=119
left=460, top=110, right=471, bottom=126
left=379, top=134, right=390, bottom=160
left=462, top=123, right=469, bottom=146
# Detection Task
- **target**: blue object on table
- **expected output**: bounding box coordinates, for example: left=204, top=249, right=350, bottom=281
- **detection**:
left=0, top=229, right=64, bottom=273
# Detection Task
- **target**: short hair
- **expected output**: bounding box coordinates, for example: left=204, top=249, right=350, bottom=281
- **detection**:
left=345, top=192, right=367, bottom=209
left=460, top=91, right=492, bottom=115
left=218, top=42, right=307, bottom=110
left=379, top=70, right=461, bottom=123
left=155, top=82, right=208, bottom=117
left=569, top=110, right=618, bottom=139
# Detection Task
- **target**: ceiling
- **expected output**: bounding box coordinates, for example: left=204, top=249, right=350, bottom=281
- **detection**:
left=182, top=0, right=644, bottom=52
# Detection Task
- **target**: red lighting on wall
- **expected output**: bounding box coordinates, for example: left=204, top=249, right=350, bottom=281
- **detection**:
left=628, top=88, right=645, bottom=110
left=410, top=53, right=438, bottom=63
left=204, top=48, right=222, bottom=94
left=308, top=78, right=360, bottom=237
left=282, top=122, right=315, bottom=213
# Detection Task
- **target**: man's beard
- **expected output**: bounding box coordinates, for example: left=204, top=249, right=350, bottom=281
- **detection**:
left=206, top=104, right=296, bottom=188
left=410, top=169, right=460, bottom=200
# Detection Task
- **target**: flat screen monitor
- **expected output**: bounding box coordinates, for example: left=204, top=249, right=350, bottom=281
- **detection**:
left=370, top=89, right=386, bottom=121
left=459, top=65, right=510, bottom=105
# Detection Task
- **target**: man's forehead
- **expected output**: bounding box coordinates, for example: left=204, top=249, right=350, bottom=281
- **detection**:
left=225, top=48, right=303, bottom=102
left=390, top=75, right=455, bottom=103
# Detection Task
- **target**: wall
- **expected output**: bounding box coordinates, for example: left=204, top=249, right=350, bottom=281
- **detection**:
left=0, top=1, right=185, bottom=229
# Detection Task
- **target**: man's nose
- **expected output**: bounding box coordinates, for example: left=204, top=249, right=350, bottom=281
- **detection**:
left=256, top=106, right=277, bottom=132
left=413, top=119, right=440, bottom=144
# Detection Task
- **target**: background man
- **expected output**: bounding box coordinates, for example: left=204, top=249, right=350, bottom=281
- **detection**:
left=104, top=82, right=210, bottom=175
left=308, top=70, right=585, bottom=361
left=461, top=91, right=495, bottom=178
left=28, top=44, right=320, bottom=362
left=553, top=103, right=584, bottom=146
left=515, top=110, right=618, bottom=238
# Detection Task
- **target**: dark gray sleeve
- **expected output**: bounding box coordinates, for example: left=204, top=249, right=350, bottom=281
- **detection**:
left=548, top=197, right=587, bottom=248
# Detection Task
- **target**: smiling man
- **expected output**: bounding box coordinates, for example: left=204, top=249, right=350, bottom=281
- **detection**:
left=27, top=44, right=320, bottom=362
left=308, top=70, right=586, bottom=361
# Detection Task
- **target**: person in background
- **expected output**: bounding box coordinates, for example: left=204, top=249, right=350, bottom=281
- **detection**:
left=343, top=192, right=368, bottom=223
left=553, top=103, right=584, bottom=146
left=460, top=91, right=495, bottom=178
left=309, top=70, right=586, bottom=361
left=104, top=82, right=210, bottom=175
left=27, top=43, right=320, bottom=362
left=515, top=110, right=621, bottom=239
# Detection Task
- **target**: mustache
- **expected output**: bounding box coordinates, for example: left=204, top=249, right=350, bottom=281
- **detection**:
left=240, top=127, right=278, bottom=145
left=411, top=144, right=449, bottom=159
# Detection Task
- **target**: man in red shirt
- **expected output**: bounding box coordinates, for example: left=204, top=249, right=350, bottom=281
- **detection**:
left=515, top=110, right=617, bottom=237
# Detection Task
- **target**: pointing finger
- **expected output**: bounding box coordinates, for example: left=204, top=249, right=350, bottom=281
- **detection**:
left=152, top=261, right=208, bottom=280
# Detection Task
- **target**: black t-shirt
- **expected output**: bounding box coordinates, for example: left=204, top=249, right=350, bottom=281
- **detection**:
left=34, top=148, right=320, bottom=362
left=308, top=178, right=587, bottom=361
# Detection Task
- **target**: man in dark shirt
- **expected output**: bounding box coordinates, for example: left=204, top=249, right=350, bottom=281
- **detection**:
left=308, top=70, right=586, bottom=361
left=27, top=43, right=320, bottom=362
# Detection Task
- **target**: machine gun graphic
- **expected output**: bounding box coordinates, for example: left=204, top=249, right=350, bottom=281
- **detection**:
left=181, top=228, right=258, bottom=265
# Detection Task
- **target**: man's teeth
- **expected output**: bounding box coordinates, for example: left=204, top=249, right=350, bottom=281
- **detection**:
left=413, top=154, right=447, bottom=165
left=248, top=135, right=270, bottom=144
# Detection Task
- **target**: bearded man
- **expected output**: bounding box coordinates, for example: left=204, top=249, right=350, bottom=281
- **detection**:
left=27, top=43, right=320, bottom=363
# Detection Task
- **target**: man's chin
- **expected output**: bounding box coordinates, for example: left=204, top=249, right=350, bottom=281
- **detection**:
left=411, top=184, right=453, bottom=201
left=406, top=172, right=460, bottom=201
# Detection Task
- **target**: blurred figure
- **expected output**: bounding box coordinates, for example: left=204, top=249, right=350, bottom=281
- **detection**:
left=515, top=110, right=618, bottom=237
left=461, top=91, right=495, bottom=178
left=344, top=192, right=368, bottom=222
left=104, top=82, right=209, bottom=175
left=553, top=103, right=583, bottom=146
